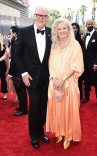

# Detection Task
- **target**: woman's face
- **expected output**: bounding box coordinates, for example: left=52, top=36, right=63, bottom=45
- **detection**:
left=7, top=34, right=12, bottom=43
left=57, top=22, right=69, bottom=40
left=72, top=25, right=78, bottom=36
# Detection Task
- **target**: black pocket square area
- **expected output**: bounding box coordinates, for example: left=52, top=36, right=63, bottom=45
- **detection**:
left=11, top=77, right=21, bottom=86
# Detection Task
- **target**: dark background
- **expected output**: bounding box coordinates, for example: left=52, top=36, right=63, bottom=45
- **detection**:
left=0, top=15, right=34, bottom=45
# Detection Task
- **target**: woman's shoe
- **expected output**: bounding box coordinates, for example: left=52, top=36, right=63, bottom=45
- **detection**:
left=56, top=136, right=62, bottom=143
left=14, top=99, right=18, bottom=103
left=3, top=94, right=7, bottom=100
left=63, top=141, right=70, bottom=149
left=14, top=94, right=18, bottom=103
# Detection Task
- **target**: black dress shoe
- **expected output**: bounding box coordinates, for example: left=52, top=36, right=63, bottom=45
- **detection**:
left=82, top=97, right=89, bottom=103
left=16, top=108, right=19, bottom=110
left=13, top=111, right=27, bottom=116
left=84, top=87, right=91, bottom=92
left=31, top=140, right=39, bottom=148
left=40, top=135, right=50, bottom=143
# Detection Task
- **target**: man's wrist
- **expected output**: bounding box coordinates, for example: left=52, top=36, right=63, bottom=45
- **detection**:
left=8, top=74, right=12, bottom=77
left=21, top=72, right=28, bottom=78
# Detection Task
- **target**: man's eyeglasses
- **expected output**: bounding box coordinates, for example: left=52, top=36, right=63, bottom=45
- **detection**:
left=35, top=14, right=48, bottom=19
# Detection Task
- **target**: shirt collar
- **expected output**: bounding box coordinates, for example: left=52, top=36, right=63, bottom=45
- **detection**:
left=34, top=24, right=45, bottom=33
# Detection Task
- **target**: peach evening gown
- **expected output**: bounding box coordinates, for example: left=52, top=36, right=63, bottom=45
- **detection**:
left=46, top=39, right=84, bottom=142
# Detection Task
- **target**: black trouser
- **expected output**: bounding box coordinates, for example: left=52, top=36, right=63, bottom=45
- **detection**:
left=0, top=75, right=8, bottom=93
left=27, top=71, right=48, bottom=141
left=84, top=68, right=97, bottom=98
left=13, top=80, right=27, bottom=112
left=78, top=72, right=84, bottom=99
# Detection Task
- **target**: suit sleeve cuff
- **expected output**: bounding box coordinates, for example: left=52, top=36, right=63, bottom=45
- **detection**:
left=21, top=72, right=28, bottom=78
left=8, top=74, right=12, bottom=77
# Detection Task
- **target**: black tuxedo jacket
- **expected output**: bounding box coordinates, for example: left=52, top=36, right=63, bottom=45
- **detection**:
left=15, top=24, right=52, bottom=89
left=84, top=30, right=97, bottom=69
left=9, top=41, right=21, bottom=78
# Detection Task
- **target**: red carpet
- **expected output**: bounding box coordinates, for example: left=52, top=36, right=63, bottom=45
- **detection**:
left=0, top=86, right=97, bottom=156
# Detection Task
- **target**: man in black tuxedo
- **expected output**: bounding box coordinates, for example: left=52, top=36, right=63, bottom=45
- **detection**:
left=82, top=19, right=97, bottom=103
left=8, top=26, right=27, bottom=115
left=14, top=6, right=52, bottom=148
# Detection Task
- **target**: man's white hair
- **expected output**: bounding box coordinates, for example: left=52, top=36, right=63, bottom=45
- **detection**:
left=34, top=6, right=49, bottom=15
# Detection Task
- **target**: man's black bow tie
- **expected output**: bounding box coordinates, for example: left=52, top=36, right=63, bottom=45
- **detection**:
left=37, top=29, right=45, bottom=35
left=86, top=33, right=90, bottom=36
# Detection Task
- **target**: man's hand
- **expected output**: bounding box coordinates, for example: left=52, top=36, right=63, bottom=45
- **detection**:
left=93, top=65, right=97, bottom=72
left=22, top=74, right=33, bottom=87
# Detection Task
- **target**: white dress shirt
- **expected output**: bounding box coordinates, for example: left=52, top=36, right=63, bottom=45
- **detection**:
left=85, top=28, right=95, bottom=49
left=34, top=24, right=46, bottom=63
left=21, top=24, right=46, bottom=77
left=85, top=28, right=97, bottom=66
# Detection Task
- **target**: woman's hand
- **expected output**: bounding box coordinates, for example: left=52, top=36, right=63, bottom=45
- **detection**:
left=93, top=65, right=97, bottom=72
left=53, top=78, right=64, bottom=90
left=5, top=68, right=9, bottom=76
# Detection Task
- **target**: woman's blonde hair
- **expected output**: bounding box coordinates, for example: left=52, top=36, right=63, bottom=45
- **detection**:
left=51, top=17, right=74, bottom=48
left=0, top=34, right=4, bottom=51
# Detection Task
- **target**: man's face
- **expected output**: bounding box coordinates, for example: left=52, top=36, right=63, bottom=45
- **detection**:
left=10, top=29, right=16, bottom=38
left=33, top=7, right=49, bottom=30
left=86, top=20, right=94, bottom=29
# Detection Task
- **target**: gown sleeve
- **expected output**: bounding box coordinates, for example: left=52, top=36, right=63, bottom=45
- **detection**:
left=70, top=41, right=84, bottom=78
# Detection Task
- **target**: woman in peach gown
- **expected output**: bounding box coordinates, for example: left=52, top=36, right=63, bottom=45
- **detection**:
left=46, top=17, right=84, bottom=149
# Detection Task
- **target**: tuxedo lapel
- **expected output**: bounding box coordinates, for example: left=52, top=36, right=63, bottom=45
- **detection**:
left=87, top=31, right=96, bottom=50
left=42, top=27, right=51, bottom=62
left=27, top=24, right=40, bottom=62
